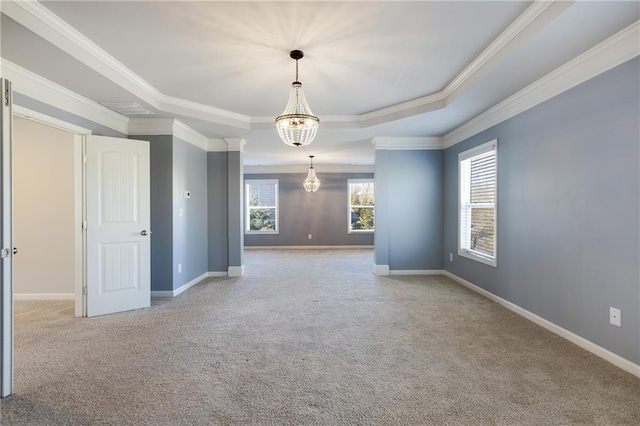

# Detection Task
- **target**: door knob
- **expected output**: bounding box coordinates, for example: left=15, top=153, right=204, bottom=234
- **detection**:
left=12, top=247, right=18, bottom=255
left=141, top=230, right=152, bottom=236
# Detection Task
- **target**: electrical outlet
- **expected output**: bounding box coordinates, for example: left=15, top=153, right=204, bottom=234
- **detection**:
left=308, top=234, right=312, bottom=240
left=449, top=252, right=453, bottom=261
left=610, top=307, right=621, bottom=327
left=178, top=208, right=184, bottom=218
left=178, top=263, right=182, bottom=274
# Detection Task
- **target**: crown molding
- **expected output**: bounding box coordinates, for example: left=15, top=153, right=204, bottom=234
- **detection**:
left=128, top=118, right=209, bottom=151
left=442, top=0, right=573, bottom=103
left=443, top=19, right=640, bottom=148
left=371, top=137, right=443, bottom=150
left=2, top=0, right=572, bottom=131
left=207, top=138, right=228, bottom=152
left=358, top=0, right=573, bottom=127
left=0, top=59, right=129, bottom=134
left=127, top=118, right=174, bottom=135
left=245, top=164, right=374, bottom=174
left=173, top=120, right=209, bottom=151
left=224, top=138, right=247, bottom=152
left=2, top=0, right=250, bottom=129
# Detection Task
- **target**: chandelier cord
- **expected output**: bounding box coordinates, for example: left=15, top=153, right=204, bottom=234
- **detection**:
left=295, top=59, right=299, bottom=82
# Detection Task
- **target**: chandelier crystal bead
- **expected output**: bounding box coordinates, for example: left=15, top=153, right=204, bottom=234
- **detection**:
left=275, top=50, right=319, bottom=147
left=303, top=156, right=321, bottom=192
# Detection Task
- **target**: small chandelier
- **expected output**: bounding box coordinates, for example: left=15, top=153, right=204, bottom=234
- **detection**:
left=275, top=50, right=319, bottom=147
left=303, top=156, right=321, bottom=192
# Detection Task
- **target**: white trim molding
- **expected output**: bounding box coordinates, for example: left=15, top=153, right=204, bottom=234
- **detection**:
left=151, top=272, right=209, bottom=298
left=245, top=245, right=374, bottom=250
left=389, top=269, right=445, bottom=276
left=244, top=164, right=374, bottom=174
left=207, top=271, right=228, bottom=277
left=128, top=118, right=209, bottom=151
left=13, top=293, right=75, bottom=301
left=1, top=59, right=129, bottom=134
left=0, top=0, right=573, bottom=130
left=371, top=137, right=443, bottom=150
left=228, top=265, right=245, bottom=277
left=207, top=138, right=228, bottom=152
left=444, top=19, right=640, bottom=148
left=225, top=138, right=247, bottom=152
left=356, top=0, right=574, bottom=127
left=443, top=271, right=640, bottom=378
left=13, top=105, right=92, bottom=135
left=373, top=264, right=390, bottom=276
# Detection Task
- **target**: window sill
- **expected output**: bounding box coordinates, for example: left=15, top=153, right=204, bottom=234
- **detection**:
left=348, top=230, right=374, bottom=234
left=458, top=249, right=497, bottom=267
left=245, top=231, right=279, bottom=235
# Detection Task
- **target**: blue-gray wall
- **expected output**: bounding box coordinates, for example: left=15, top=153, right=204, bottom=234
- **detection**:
left=131, top=135, right=208, bottom=291
left=130, top=135, right=173, bottom=292
left=443, top=58, right=640, bottom=364
left=228, top=152, right=244, bottom=267
left=375, top=150, right=443, bottom=270
left=207, top=152, right=228, bottom=272
left=172, top=138, right=208, bottom=289
left=244, top=173, right=375, bottom=246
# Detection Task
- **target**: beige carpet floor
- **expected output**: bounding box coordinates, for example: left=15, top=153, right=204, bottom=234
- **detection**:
left=0, top=249, right=638, bottom=425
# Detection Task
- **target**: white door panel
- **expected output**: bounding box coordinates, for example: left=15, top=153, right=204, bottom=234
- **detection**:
left=87, top=135, right=150, bottom=317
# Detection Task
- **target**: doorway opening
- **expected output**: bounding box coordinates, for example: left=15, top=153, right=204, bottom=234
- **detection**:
left=12, top=108, right=87, bottom=317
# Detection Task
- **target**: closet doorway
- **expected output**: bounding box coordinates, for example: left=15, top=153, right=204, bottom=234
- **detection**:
left=13, top=110, right=85, bottom=316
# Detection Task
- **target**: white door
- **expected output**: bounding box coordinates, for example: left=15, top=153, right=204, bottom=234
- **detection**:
left=86, top=135, right=150, bottom=317
left=1, top=79, right=14, bottom=397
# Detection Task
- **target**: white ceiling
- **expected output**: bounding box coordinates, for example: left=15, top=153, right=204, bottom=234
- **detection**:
left=1, top=1, right=638, bottom=166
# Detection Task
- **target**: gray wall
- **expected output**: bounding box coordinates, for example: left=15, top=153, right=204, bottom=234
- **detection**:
left=244, top=173, right=375, bottom=246
left=172, top=137, right=208, bottom=288
left=443, top=58, right=640, bottom=364
left=375, top=150, right=443, bottom=270
left=228, top=152, right=244, bottom=267
left=207, top=152, right=228, bottom=272
left=14, top=93, right=126, bottom=137
left=130, top=135, right=173, bottom=292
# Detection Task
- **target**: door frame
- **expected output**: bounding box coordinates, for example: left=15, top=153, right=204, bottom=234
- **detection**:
left=13, top=105, right=90, bottom=317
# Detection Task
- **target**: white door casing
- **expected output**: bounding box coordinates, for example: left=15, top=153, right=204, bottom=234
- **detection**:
left=86, top=135, right=150, bottom=317
left=1, top=79, right=14, bottom=398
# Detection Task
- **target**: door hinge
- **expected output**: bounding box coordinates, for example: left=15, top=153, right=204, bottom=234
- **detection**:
left=83, top=155, right=87, bottom=163
left=0, top=248, right=10, bottom=259
left=82, top=287, right=87, bottom=295
left=4, top=89, right=9, bottom=106
left=82, top=221, right=87, bottom=230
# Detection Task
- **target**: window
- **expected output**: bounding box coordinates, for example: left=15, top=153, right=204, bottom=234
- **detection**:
left=245, top=179, right=278, bottom=233
left=348, top=179, right=374, bottom=232
left=459, top=140, right=497, bottom=266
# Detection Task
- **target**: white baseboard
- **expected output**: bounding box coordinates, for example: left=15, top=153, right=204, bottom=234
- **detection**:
left=151, top=272, right=209, bottom=298
left=390, top=269, right=445, bottom=276
left=244, top=245, right=374, bottom=250
left=207, top=271, right=228, bottom=277
left=443, top=271, right=640, bottom=378
left=373, top=264, right=390, bottom=276
left=228, top=265, right=245, bottom=277
left=14, top=293, right=75, bottom=301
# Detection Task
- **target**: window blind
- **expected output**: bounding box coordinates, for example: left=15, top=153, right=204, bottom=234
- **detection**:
left=460, top=140, right=497, bottom=262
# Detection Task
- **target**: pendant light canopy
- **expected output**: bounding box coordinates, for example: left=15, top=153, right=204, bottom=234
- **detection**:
left=303, top=156, right=321, bottom=192
left=275, top=50, right=319, bottom=147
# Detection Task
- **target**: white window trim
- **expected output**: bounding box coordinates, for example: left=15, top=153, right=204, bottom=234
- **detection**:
left=245, top=179, right=279, bottom=235
left=458, top=139, right=498, bottom=267
left=348, top=178, right=375, bottom=234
